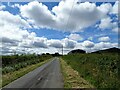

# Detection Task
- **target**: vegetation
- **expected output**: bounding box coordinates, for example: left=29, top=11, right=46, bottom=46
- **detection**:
left=60, top=58, right=94, bottom=88
left=62, top=53, right=119, bottom=88
left=1, top=54, right=53, bottom=87
left=2, top=59, right=51, bottom=87
left=2, top=54, right=52, bottom=74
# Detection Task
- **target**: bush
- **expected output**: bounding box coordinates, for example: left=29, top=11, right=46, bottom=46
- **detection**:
left=2, top=54, right=52, bottom=74
left=2, top=66, right=15, bottom=74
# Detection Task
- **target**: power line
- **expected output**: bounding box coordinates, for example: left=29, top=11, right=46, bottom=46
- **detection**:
left=61, top=0, right=76, bottom=55
left=65, top=0, right=76, bottom=30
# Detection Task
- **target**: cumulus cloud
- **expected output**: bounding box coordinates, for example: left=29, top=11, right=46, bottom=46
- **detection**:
left=62, top=38, right=76, bottom=48
left=82, top=40, right=94, bottom=48
left=33, top=41, right=48, bottom=48
left=110, top=1, right=119, bottom=14
left=99, top=16, right=118, bottom=32
left=32, top=37, right=48, bottom=48
left=75, top=41, right=118, bottom=53
left=67, top=33, right=83, bottom=41
left=0, top=10, right=31, bottom=28
left=19, top=1, right=114, bottom=32
left=112, top=22, right=119, bottom=33
left=99, top=17, right=112, bottom=29
left=93, top=42, right=118, bottom=51
left=11, top=4, right=20, bottom=8
left=88, top=37, right=93, bottom=41
left=0, top=8, right=50, bottom=54
left=1, top=47, right=14, bottom=55
left=1, top=24, right=31, bottom=43
left=1, top=21, right=48, bottom=55
left=1, top=24, right=48, bottom=49
left=98, top=2, right=112, bottom=15
left=2, top=37, right=19, bottom=46
left=48, top=39, right=63, bottom=48
left=112, top=27, right=119, bottom=33
left=1, top=1, right=119, bottom=55
left=20, top=1, right=56, bottom=28
left=98, top=36, right=110, bottom=42
left=0, top=4, right=6, bottom=10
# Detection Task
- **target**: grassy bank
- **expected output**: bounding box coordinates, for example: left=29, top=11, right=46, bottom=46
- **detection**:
left=2, top=54, right=53, bottom=87
left=2, top=54, right=52, bottom=74
left=62, top=53, right=119, bottom=88
left=60, top=58, right=94, bottom=88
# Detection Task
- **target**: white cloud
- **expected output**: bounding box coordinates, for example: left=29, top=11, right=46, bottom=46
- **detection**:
left=99, top=16, right=118, bottom=32
left=75, top=41, right=118, bottom=53
left=88, top=36, right=93, bottom=41
left=1, top=1, right=119, bottom=55
left=32, top=37, right=48, bottom=48
left=19, top=1, right=113, bottom=32
left=112, top=22, right=119, bottom=33
left=48, top=39, right=63, bottom=48
left=11, top=4, right=20, bottom=8
left=52, top=1, right=111, bottom=31
left=0, top=4, right=6, bottom=10
left=62, top=38, right=77, bottom=48
left=99, top=17, right=112, bottom=29
left=0, top=10, right=31, bottom=28
left=112, top=27, right=119, bottom=33
left=0, top=21, right=48, bottom=55
left=93, top=42, right=118, bottom=51
left=1, top=25, right=28, bottom=44
left=67, top=33, right=83, bottom=41
left=98, top=36, right=110, bottom=42
left=110, top=1, right=119, bottom=14
left=82, top=40, right=94, bottom=48
left=0, top=18, right=76, bottom=55
left=98, top=3, right=112, bottom=15
left=20, top=1, right=56, bottom=28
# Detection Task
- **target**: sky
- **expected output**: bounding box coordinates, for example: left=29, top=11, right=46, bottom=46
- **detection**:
left=0, top=0, right=119, bottom=55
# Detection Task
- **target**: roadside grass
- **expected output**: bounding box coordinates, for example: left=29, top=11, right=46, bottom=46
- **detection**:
left=2, top=58, right=52, bottom=87
left=62, top=53, right=119, bottom=88
left=0, top=68, right=1, bottom=88
left=60, top=58, right=94, bottom=88
left=2, top=54, right=52, bottom=74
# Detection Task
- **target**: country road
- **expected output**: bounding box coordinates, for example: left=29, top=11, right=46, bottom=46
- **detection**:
left=3, top=57, right=63, bottom=89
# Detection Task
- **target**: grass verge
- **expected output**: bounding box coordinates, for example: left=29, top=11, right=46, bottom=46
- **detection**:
left=62, top=54, right=119, bottom=88
left=60, top=58, right=94, bottom=88
left=2, top=58, right=52, bottom=87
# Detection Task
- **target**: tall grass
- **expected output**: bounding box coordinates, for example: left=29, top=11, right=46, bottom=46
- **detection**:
left=62, top=53, right=119, bottom=88
left=2, top=54, right=52, bottom=74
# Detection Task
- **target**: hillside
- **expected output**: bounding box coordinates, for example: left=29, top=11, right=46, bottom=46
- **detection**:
left=68, top=49, right=86, bottom=54
left=92, top=47, right=120, bottom=54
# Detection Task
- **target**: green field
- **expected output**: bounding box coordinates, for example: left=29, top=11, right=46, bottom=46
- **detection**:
left=62, top=53, right=119, bottom=88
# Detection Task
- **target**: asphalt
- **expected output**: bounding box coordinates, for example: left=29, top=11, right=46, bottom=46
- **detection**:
left=3, top=57, right=63, bottom=89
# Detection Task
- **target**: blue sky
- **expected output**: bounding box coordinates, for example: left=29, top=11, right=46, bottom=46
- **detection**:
left=0, top=0, right=119, bottom=55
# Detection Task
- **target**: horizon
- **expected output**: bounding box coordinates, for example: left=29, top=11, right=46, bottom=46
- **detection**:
left=1, top=47, right=119, bottom=56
